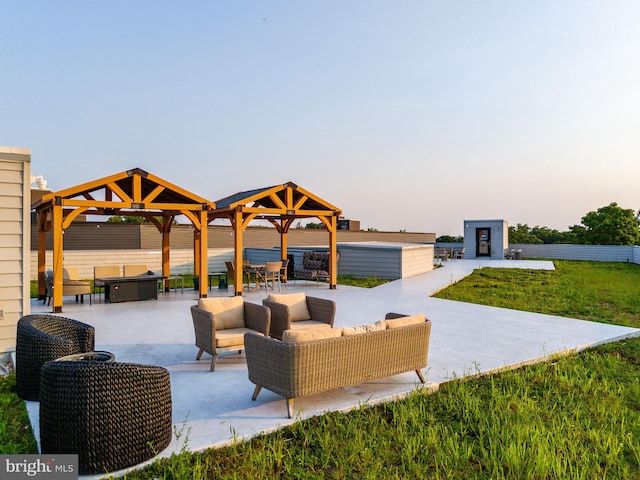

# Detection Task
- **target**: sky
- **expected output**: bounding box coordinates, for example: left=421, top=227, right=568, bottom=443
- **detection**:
left=2, top=1, right=639, bottom=236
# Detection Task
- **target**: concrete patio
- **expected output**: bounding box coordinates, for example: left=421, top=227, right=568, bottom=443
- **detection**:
left=26, top=259, right=640, bottom=479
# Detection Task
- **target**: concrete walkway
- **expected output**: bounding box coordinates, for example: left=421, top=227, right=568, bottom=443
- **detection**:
left=26, top=259, right=640, bottom=479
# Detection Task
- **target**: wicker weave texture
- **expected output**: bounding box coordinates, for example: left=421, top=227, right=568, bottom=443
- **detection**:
left=245, top=319, right=431, bottom=401
left=39, top=361, right=172, bottom=475
left=191, top=301, right=270, bottom=371
left=263, top=295, right=336, bottom=340
left=16, top=314, right=95, bottom=401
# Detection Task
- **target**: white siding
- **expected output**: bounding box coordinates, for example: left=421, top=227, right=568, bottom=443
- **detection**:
left=0, top=147, right=31, bottom=354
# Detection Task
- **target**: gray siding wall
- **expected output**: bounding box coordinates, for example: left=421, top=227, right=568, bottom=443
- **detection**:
left=0, top=147, right=31, bottom=354
left=509, top=244, right=640, bottom=264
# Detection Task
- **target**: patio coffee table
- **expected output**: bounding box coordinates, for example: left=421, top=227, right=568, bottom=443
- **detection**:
left=96, top=275, right=165, bottom=303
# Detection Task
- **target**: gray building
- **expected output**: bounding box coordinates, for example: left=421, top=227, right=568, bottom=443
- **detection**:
left=463, top=219, right=509, bottom=260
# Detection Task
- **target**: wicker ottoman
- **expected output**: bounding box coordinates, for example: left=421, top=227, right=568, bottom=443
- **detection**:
left=39, top=360, right=172, bottom=474
left=16, top=314, right=95, bottom=401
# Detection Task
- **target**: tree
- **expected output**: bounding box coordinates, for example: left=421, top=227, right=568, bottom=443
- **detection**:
left=436, top=235, right=463, bottom=243
left=508, top=224, right=543, bottom=244
left=107, top=215, right=149, bottom=223
left=530, top=226, right=575, bottom=244
left=570, top=202, right=640, bottom=245
left=304, top=222, right=324, bottom=229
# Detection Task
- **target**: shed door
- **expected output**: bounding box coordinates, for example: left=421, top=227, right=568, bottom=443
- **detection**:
left=476, top=228, right=491, bottom=257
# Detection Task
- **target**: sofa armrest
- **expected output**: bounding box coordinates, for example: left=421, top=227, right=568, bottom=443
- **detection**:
left=244, top=332, right=298, bottom=397
left=306, top=296, right=336, bottom=327
left=244, top=302, right=271, bottom=336
left=262, top=300, right=292, bottom=340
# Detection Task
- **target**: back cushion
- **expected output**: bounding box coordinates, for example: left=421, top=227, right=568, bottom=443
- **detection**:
left=198, top=296, right=245, bottom=329
left=341, top=320, right=387, bottom=336
left=63, top=267, right=79, bottom=280
left=123, top=264, right=149, bottom=277
left=385, top=313, right=426, bottom=329
left=282, top=327, right=343, bottom=343
left=95, top=265, right=121, bottom=278
left=267, top=293, right=311, bottom=321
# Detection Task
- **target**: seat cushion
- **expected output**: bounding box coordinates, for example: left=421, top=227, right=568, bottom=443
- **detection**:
left=215, top=327, right=255, bottom=348
left=266, top=293, right=310, bottom=321
left=289, top=320, right=331, bottom=331
left=341, top=320, right=387, bottom=336
left=385, top=313, right=426, bottom=329
left=282, top=327, right=343, bottom=343
left=198, top=296, right=245, bottom=329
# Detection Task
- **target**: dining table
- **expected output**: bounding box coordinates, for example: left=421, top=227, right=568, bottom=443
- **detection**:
left=243, top=264, right=265, bottom=291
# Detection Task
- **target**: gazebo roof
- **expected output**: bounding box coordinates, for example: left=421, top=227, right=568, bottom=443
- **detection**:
left=32, top=167, right=213, bottom=217
left=211, top=181, right=341, bottom=218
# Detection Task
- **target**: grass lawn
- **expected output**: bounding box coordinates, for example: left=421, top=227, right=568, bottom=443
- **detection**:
left=6, top=260, right=640, bottom=478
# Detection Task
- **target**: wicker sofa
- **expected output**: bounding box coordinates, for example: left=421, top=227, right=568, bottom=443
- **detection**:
left=245, top=312, right=432, bottom=418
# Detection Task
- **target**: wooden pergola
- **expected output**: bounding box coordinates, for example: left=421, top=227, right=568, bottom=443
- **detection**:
left=209, top=182, right=342, bottom=296
left=31, top=168, right=214, bottom=312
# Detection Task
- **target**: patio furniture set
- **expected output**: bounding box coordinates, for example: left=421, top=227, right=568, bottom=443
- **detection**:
left=190, top=291, right=432, bottom=418
left=14, top=293, right=430, bottom=472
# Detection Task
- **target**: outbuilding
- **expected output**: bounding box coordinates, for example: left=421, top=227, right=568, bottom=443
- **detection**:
left=463, top=219, right=509, bottom=260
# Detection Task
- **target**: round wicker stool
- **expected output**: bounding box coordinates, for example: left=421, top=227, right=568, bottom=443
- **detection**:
left=39, top=360, right=172, bottom=474
left=55, top=350, right=115, bottom=362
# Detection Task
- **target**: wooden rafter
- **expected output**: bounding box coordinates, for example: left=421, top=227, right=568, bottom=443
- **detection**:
left=32, top=168, right=215, bottom=311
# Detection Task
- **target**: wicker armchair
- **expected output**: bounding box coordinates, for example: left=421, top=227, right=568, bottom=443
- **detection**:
left=16, top=314, right=95, bottom=401
left=39, top=360, right=172, bottom=474
left=262, top=292, right=336, bottom=340
left=190, top=296, right=271, bottom=371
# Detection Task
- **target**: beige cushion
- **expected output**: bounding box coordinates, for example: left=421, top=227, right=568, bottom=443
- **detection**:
left=215, top=327, right=254, bottom=348
left=63, top=267, right=79, bottom=280
left=385, top=313, right=426, bottom=329
left=94, top=265, right=121, bottom=278
left=123, top=264, right=149, bottom=277
left=282, top=327, right=343, bottom=343
left=288, top=320, right=331, bottom=331
left=341, top=320, right=387, bottom=336
left=198, top=296, right=245, bottom=329
left=267, top=293, right=311, bottom=322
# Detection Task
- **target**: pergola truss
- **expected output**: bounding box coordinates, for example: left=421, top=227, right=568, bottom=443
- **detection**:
left=209, top=182, right=342, bottom=296
left=31, top=168, right=214, bottom=312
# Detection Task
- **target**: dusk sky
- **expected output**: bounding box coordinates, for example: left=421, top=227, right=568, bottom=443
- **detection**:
left=2, top=2, right=639, bottom=236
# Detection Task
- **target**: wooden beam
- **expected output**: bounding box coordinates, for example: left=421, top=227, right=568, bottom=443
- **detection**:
left=233, top=209, right=244, bottom=296
left=198, top=210, right=209, bottom=298
left=52, top=203, right=64, bottom=312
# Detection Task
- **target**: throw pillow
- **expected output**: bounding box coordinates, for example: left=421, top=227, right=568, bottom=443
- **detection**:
left=282, top=328, right=343, bottom=343
left=385, top=313, right=426, bottom=329
left=266, top=292, right=311, bottom=321
left=198, top=296, right=245, bottom=329
left=341, top=320, right=387, bottom=336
